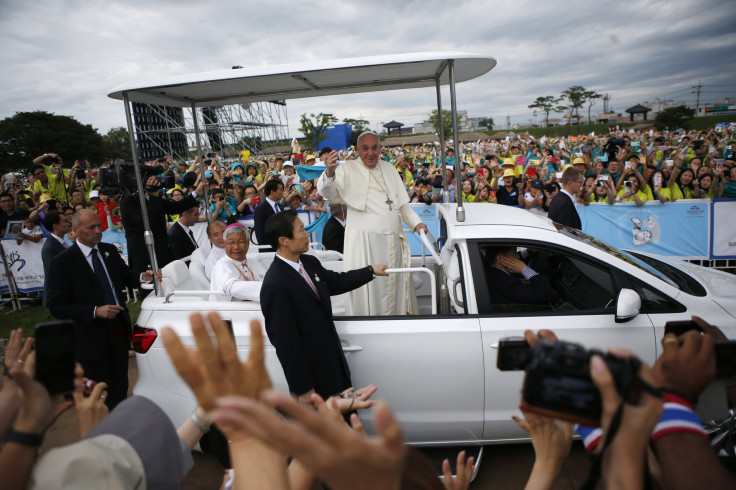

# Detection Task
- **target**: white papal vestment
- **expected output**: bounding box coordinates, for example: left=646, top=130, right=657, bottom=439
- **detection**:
left=317, top=158, right=422, bottom=315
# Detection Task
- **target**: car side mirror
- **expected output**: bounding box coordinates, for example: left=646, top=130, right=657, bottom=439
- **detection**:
left=615, top=288, right=641, bottom=323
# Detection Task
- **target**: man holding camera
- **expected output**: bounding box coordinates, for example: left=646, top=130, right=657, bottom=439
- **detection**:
left=30, top=153, right=80, bottom=203
left=120, top=176, right=203, bottom=276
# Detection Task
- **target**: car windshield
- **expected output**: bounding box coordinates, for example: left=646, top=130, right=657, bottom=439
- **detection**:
left=555, top=225, right=679, bottom=289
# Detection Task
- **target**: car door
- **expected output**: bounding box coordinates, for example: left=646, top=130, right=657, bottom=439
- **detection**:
left=334, top=274, right=484, bottom=445
left=467, top=240, right=657, bottom=442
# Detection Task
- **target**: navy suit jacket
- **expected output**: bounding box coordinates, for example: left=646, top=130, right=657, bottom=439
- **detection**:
left=260, top=254, right=373, bottom=398
left=486, top=266, right=556, bottom=306
left=547, top=192, right=582, bottom=230
left=253, top=200, right=277, bottom=250
left=46, top=242, right=140, bottom=361
left=168, top=221, right=197, bottom=260
left=41, top=235, right=67, bottom=306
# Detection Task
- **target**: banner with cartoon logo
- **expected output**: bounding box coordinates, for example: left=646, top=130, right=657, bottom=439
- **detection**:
left=579, top=200, right=710, bottom=259
left=0, top=238, right=46, bottom=292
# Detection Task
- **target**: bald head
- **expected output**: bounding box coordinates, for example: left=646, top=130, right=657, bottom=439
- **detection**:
left=72, top=209, right=102, bottom=247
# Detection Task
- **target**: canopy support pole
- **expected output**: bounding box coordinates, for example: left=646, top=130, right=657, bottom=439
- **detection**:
left=123, top=92, right=160, bottom=296
left=191, top=103, right=212, bottom=223
left=448, top=60, right=465, bottom=222
left=435, top=77, right=448, bottom=204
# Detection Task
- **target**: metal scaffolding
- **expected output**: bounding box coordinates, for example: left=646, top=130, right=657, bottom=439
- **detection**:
left=132, top=101, right=289, bottom=161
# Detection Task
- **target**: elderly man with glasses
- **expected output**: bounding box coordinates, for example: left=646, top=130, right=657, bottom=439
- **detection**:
left=210, top=223, right=266, bottom=302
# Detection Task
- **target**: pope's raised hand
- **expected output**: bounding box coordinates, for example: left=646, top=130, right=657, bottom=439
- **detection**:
left=324, top=151, right=340, bottom=177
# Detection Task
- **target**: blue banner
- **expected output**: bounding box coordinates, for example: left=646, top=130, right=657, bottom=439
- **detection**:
left=404, top=204, right=440, bottom=256
left=579, top=201, right=710, bottom=258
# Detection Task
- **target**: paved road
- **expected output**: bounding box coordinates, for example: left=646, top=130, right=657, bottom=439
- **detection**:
left=39, top=357, right=592, bottom=489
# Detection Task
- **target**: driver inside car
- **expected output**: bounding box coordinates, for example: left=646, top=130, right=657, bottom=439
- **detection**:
left=484, top=246, right=556, bottom=305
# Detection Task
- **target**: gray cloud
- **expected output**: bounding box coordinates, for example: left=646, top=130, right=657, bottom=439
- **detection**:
left=1, top=0, right=734, bottom=139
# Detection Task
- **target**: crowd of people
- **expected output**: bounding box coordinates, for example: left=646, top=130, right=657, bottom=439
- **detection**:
left=2, top=125, right=734, bottom=244
left=2, top=312, right=734, bottom=489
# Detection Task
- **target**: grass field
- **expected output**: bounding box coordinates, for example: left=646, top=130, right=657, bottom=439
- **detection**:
left=1, top=300, right=142, bottom=339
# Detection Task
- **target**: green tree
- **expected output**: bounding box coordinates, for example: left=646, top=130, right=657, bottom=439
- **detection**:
left=427, top=109, right=453, bottom=140
left=299, top=113, right=338, bottom=150
left=654, top=106, right=696, bottom=130
left=478, top=117, right=494, bottom=130
left=561, top=86, right=587, bottom=134
left=101, top=127, right=132, bottom=163
left=0, top=111, right=104, bottom=172
left=528, top=96, right=562, bottom=127
left=583, top=90, right=602, bottom=124
left=343, top=118, right=370, bottom=146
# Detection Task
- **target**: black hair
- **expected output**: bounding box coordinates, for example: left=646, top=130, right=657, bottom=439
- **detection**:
left=484, top=245, right=516, bottom=266
left=265, top=209, right=298, bottom=250
left=42, top=210, right=63, bottom=231
left=31, top=164, right=45, bottom=175
left=264, top=179, right=284, bottom=197
left=319, top=147, right=332, bottom=156
left=0, top=191, right=11, bottom=200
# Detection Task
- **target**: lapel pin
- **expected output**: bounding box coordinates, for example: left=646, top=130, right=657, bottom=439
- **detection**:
left=314, top=275, right=320, bottom=282
left=104, top=251, right=110, bottom=259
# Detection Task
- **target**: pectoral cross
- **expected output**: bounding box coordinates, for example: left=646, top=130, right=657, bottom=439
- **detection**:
left=385, top=196, right=394, bottom=210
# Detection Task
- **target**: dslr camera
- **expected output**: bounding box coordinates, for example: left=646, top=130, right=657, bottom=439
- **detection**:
left=498, top=338, right=642, bottom=426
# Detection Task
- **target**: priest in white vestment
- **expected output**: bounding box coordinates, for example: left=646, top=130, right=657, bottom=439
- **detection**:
left=317, top=132, right=428, bottom=315
left=210, top=224, right=266, bottom=301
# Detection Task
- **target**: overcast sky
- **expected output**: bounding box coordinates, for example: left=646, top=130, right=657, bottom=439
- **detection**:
left=1, top=0, right=735, bottom=138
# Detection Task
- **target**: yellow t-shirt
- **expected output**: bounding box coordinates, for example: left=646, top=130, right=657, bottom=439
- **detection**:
left=33, top=165, right=69, bottom=202
left=668, top=183, right=693, bottom=200
left=617, top=188, right=649, bottom=203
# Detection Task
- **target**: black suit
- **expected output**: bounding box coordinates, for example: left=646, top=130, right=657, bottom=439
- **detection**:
left=253, top=200, right=278, bottom=251
left=260, top=254, right=373, bottom=398
left=486, top=267, right=556, bottom=306
left=119, top=192, right=198, bottom=275
left=167, top=221, right=198, bottom=260
left=46, top=242, right=141, bottom=408
left=547, top=192, right=582, bottom=229
left=41, top=235, right=67, bottom=306
left=322, top=216, right=345, bottom=254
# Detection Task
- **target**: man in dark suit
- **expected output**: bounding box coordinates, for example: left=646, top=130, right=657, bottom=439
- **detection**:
left=40, top=210, right=69, bottom=306
left=119, top=176, right=201, bottom=275
left=167, top=205, right=200, bottom=260
left=322, top=203, right=346, bottom=254
left=47, top=209, right=158, bottom=408
left=260, top=210, right=387, bottom=402
left=484, top=246, right=555, bottom=305
left=547, top=167, right=583, bottom=229
left=253, top=179, right=284, bottom=251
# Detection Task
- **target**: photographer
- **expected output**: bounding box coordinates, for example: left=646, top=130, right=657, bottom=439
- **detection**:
left=119, top=175, right=203, bottom=276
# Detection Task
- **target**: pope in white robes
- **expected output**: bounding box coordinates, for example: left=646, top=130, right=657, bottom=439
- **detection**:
left=317, top=132, right=428, bottom=315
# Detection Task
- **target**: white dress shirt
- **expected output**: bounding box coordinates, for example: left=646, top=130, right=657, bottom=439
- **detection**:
left=76, top=241, right=121, bottom=313
left=204, top=245, right=226, bottom=280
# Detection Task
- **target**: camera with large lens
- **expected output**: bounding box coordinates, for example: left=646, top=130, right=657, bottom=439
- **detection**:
left=98, top=160, right=164, bottom=196
left=498, top=338, right=642, bottom=426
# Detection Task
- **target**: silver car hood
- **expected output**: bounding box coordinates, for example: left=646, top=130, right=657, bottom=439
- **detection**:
left=630, top=252, right=736, bottom=317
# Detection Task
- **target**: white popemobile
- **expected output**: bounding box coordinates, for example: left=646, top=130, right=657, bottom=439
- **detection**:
left=132, top=203, right=736, bottom=445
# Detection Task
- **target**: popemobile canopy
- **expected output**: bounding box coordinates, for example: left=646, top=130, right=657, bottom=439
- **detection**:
left=107, top=52, right=496, bottom=107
